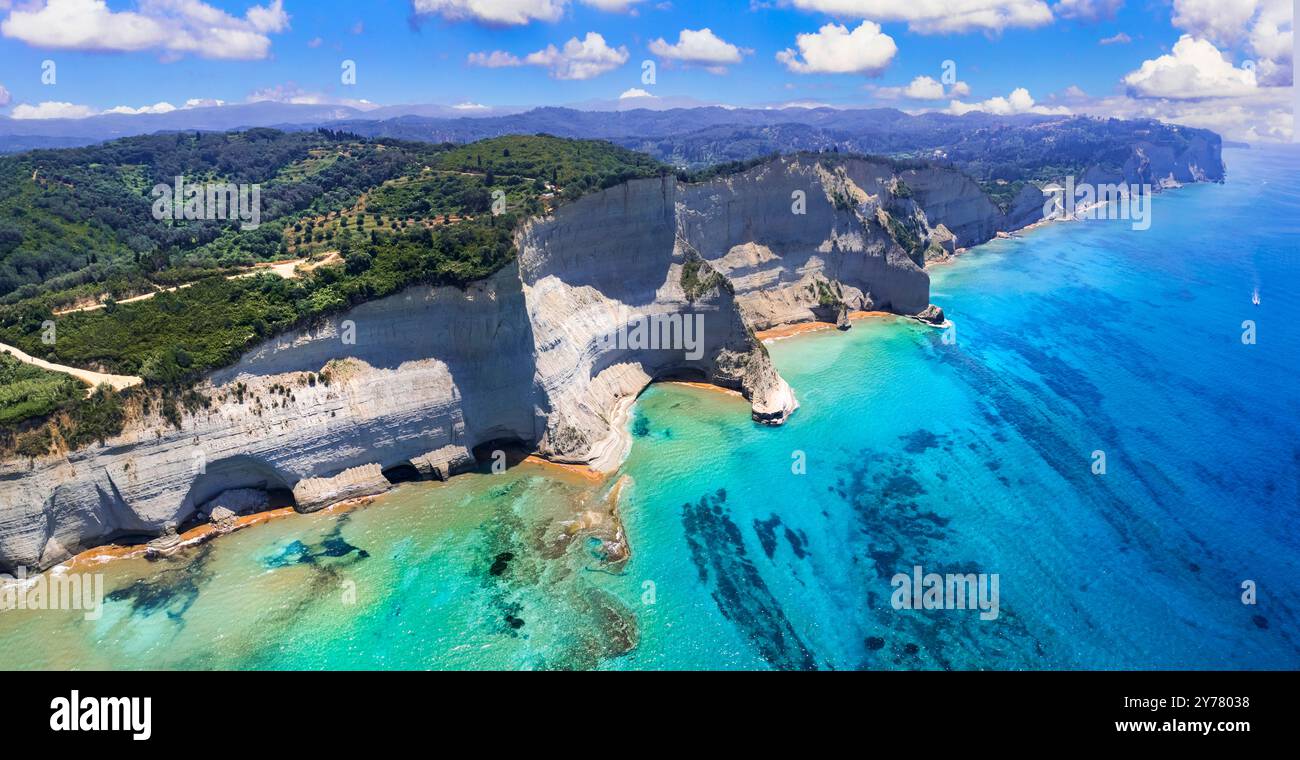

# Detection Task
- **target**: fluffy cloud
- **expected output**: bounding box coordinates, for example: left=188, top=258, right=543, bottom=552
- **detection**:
left=0, top=0, right=290, bottom=60
left=103, top=101, right=177, bottom=115
left=1170, top=0, right=1259, bottom=44
left=452, top=101, right=490, bottom=110
left=776, top=21, right=896, bottom=75
left=874, top=75, right=971, bottom=99
left=412, top=0, right=640, bottom=25
left=10, top=101, right=98, bottom=119
left=947, top=87, right=1071, bottom=115
left=1122, top=36, right=1258, bottom=98
left=471, top=32, right=629, bottom=79
left=1171, top=0, right=1292, bottom=85
left=1054, top=0, right=1124, bottom=21
left=619, top=87, right=656, bottom=99
left=466, top=49, right=523, bottom=67
left=649, top=28, right=750, bottom=69
left=0, top=84, right=10, bottom=107
left=786, top=0, right=1052, bottom=35
left=245, top=83, right=378, bottom=109
left=412, top=0, right=565, bottom=25
left=524, top=32, right=628, bottom=78
left=581, top=0, right=642, bottom=9
left=1078, top=87, right=1293, bottom=142
left=1099, top=32, right=1131, bottom=45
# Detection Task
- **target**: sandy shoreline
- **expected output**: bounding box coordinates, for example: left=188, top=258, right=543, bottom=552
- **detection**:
left=755, top=310, right=897, bottom=342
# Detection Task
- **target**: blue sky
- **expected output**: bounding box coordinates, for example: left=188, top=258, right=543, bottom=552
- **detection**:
left=0, top=1, right=1292, bottom=141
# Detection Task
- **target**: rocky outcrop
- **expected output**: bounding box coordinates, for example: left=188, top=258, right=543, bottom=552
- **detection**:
left=293, top=463, right=391, bottom=513
left=410, top=445, right=476, bottom=481
left=0, top=152, right=1126, bottom=572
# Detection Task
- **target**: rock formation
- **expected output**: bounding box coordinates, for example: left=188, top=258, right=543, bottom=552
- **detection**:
left=0, top=152, right=1212, bottom=571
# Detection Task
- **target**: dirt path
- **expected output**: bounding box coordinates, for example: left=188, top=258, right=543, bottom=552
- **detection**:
left=0, top=341, right=143, bottom=392
left=53, top=256, right=328, bottom=316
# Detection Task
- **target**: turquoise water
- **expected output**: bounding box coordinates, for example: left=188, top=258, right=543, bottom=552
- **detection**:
left=1, top=146, right=1296, bottom=669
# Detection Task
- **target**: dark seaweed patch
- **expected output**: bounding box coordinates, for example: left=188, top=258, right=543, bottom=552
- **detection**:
left=753, top=514, right=781, bottom=559
left=263, top=512, right=370, bottom=568
left=106, top=543, right=215, bottom=624
left=899, top=429, right=942, bottom=454
left=489, top=552, right=515, bottom=576
left=783, top=527, right=809, bottom=559
left=682, top=489, right=818, bottom=670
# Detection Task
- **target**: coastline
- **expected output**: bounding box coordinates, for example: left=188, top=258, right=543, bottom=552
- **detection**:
left=756, top=311, right=898, bottom=342
left=17, top=182, right=1202, bottom=578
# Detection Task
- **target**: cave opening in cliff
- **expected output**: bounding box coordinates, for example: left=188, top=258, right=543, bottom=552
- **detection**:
left=381, top=463, right=422, bottom=484
left=471, top=438, right=532, bottom=471
left=652, top=367, right=709, bottom=383
left=179, top=455, right=298, bottom=527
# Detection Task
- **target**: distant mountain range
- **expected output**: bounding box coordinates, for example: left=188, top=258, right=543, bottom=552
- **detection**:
left=0, top=102, right=1224, bottom=171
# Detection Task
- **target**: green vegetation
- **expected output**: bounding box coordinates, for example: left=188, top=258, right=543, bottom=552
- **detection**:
left=810, top=278, right=842, bottom=308
left=0, top=221, right=516, bottom=382
left=680, top=254, right=730, bottom=301
left=0, top=352, right=84, bottom=425
left=881, top=209, right=926, bottom=262
left=0, top=131, right=668, bottom=438
left=0, top=129, right=452, bottom=306
left=439, top=135, right=666, bottom=199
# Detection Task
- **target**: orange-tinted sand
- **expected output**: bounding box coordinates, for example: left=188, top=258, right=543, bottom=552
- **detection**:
left=754, top=311, right=897, bottom=341
left=661, top=380, right=743, bottom=398
left=61, top=506, right=300, bottom=572
left=522, top=455, right=607, bottom=483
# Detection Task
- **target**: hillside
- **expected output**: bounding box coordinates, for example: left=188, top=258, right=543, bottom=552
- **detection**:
left=0, top=117, right=1224, bottom=444
left=0, top=131, right=668, bottom=437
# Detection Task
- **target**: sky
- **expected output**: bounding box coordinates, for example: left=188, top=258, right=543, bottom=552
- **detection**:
left=0, top=0, right=1292, bottom=141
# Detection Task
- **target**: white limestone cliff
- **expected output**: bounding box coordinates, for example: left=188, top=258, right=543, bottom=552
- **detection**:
left=0, top=154, right=1018, bottom=571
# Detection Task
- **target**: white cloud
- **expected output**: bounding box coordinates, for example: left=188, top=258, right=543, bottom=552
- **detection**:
left=103, top=101, right=177, bottom=115
left=873, top=75, right=971, bottom=100
left=466, top=50, right=523, bottom=67
left=619, top=87, right=656, bottom=98
left=1099, top=32, right=1131, bottom=45
left=1171, top=0, right=1258, bottom=45
left=0, top=84, right=10, bottom=107
left=10, top=101, right=98, bottom=119
left=1122, top=36, right=1257, bottom=98
left=452, top=101, right=490, bottom=109
left=411, top=0, right=566, bottom=25
left=1076, top=87, right=1293, bottom=142
left=411, top=0, right=640, bottom=25
left=902, top=75, right=945, bottom=99
left=183, top=98, right=226, bottom=108
left=776, top=21, right=896, bottom=75
left=0, top=0, right=290, bottom=60
left=786, top=0, right=1052, bottom=35
left=1171, top=0, right=1292, bottom=86
left=947, top=87, right=1071, bottom=115
left=1055, top=0, right=1124, bottom=22
left=649, top=28, right=750, bottom=68
left=581, top=0, right=643, bottom=9
left=245, top=83, right=379, bottom=110
left=471, top=32, right=629, bottom=79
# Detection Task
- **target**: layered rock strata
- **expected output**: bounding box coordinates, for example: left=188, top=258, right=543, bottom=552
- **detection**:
left=0, top=153, right=1197, bottom=570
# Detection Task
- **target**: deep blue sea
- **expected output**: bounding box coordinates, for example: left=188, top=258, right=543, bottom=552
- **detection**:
left=0, top=146, right=1296, bottom=669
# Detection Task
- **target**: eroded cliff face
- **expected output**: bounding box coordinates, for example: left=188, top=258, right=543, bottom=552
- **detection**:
left=0, top=154, right=1042, bottom=571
